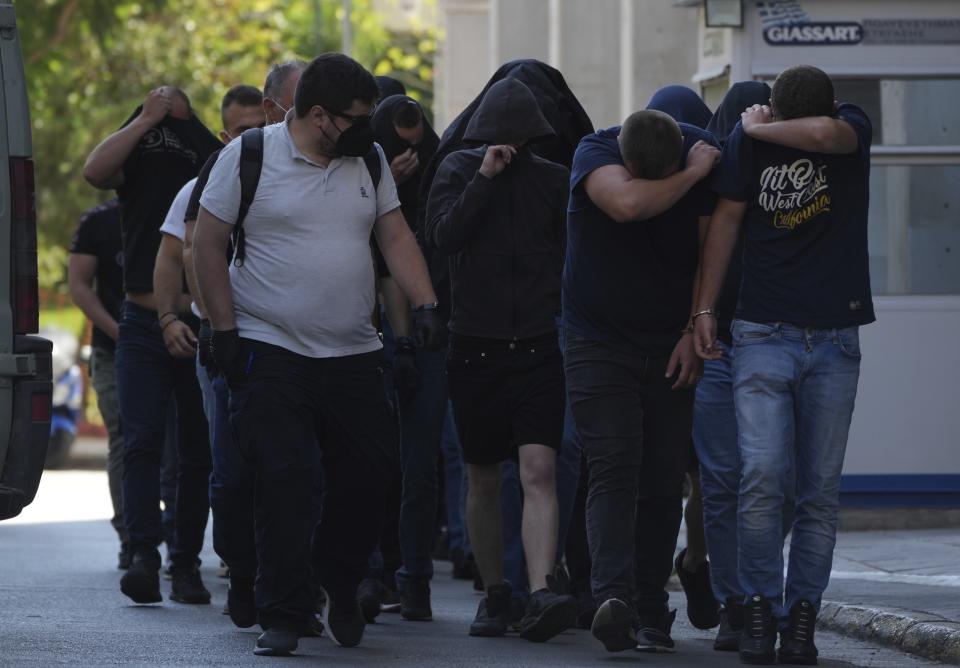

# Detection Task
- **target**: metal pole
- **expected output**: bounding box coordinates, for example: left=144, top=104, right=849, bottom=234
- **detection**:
left=342, top=0, right=352, bottom=56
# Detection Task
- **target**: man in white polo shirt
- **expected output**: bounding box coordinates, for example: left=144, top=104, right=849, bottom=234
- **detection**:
left=194, top=53, right=443, bottom=657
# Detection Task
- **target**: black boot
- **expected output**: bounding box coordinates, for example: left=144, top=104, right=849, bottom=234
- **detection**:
left=170, top=565, right=211, bottom=605
left=120, top=553, right=162, bottom=604
left=400, top=579, right=433, bottom=621
left=739, top=595, right=777, bottom=665
left=715, top=595, right=744, bottom=651
left=469, top=582, right=512, bottom=637
left=778, top=599, right=819, bottom=665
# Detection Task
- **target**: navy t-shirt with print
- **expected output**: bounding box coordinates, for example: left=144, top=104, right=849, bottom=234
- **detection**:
left=70, top=199, right=124, bottom=353
left=562, top=124, right=718, bottom=354
left=712, top=104, right=875, bottom=329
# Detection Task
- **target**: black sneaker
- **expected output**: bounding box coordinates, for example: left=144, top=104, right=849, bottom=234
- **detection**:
left=636, top=609, right=677, bottom=653
left=469, top=582, right=512, bottom=637
left=325, top=594, right=366, bottom=648
left=740, top=595, right=777, bottom=665
left=715, top=596, right=744, bottom=651
left=778, top=600, right=819, bottom=665
left=120, top=553, right=162, bottom=604
left=451, top=549, right=474, bottom=580
left=254, top=627, right=299, bottom=656
left=227, top=577, right=257, bottom=628
left=400, top=579, right=433, bottom=621
left=356, top=578, right=383, bottom=623
left=675, top=548, right=720, bottom=630
left=117, top=543, right=133, bottom=570
left=519, top=585, right=577, bottom=642
left=170, top=566, right=211, bottom=604
left=591, top=598, right=638, bottom=653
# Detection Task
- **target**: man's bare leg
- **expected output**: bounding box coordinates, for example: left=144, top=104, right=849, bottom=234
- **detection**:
left=518, top=444, right=559, bottom=592
left=466, top=462, right=503, bottom=589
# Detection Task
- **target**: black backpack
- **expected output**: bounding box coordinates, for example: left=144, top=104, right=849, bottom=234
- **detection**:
left=231, top=127, right=382, bottom=266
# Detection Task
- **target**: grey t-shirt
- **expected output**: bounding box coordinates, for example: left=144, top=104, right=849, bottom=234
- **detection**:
left=199, top=120, right=400, bottom=358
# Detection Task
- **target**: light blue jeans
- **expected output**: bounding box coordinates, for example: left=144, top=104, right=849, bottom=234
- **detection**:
left=694, top=341, right=795, bottom=607
left=732, top=319, right=861, bottom=618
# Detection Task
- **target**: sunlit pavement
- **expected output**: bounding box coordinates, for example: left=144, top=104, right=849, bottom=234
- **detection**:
left=0, top=449, right=939, bottom=667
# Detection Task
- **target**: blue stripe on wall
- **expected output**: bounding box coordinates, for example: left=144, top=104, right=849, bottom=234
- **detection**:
left=840, top=474, right=960, bottom=508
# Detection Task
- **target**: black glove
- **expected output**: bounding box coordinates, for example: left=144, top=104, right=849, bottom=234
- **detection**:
left=211, top=328, right=243, bottom=383
left=411, top=303, right=447, bottom=350
left=393, top=336, right=420, bottom=404
left=197, top=319, right=219, bottom=376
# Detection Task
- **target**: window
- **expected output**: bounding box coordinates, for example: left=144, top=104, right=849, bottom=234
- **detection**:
left=834, top=78, right=960, bottom=295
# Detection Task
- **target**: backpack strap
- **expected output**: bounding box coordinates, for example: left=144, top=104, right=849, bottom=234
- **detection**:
left=363, top=145, right=382, bottom=191
left=233, top=127, right=264, bottom=266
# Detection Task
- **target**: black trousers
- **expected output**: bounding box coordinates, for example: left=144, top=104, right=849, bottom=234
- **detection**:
left=563, top=331, right=693, bottom=617
left=228, top=339, right=398, bottom=630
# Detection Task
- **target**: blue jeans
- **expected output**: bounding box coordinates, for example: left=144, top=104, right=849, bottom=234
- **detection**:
left=196, top=357, right=257, bottom=579
left=732, top=320, right=861, bottom=618
left=693, top=343, right=741, bottom=605
left=441, top=403, right=467, bottom=554
left=381, top=318, right=448, bottom=586
left=694, top=341, right=797, bottom=606
left=115, top=301, right=212, bottom=569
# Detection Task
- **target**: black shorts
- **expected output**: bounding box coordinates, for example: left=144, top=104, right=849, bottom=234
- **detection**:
left=446, top=332, right=564, bottom=466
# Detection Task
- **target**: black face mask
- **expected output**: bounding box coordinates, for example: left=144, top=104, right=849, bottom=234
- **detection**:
left=324, top=116, right=374, bottom=157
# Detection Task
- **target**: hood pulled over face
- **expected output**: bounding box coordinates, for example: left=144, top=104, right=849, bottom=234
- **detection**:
left=462, top=79, right=555, bottom=147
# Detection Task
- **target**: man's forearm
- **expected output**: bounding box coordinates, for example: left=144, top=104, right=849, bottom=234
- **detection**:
left=153, top=241, right=186, bottom=320
left=68, top=280, right=118, bottom=341
left=183, top=220, right=207, bottom=318
left=380, top=229, right=437, bottom=308
left=194, top=240, right=236, bottom=330
left=83, top=116, right=153, bottom=189
left=625, top=167, right=702, bottom=221
left=696, top=204, right=745, bottom=312
left=380, top=276, right=412, bottom=337
left=746, top=117, right=857, bottom=154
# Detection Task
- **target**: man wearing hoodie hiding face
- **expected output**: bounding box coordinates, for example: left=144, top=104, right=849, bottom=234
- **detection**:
left=425, top=78, right=577, bottom=642
left=83, top=86, right=220, bottom=607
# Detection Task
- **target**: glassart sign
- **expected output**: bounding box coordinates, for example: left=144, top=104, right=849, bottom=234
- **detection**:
left=757, top=1, right=960, bottom=47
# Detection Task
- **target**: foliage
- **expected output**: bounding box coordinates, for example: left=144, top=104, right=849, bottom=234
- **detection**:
left=16, top=0, right=438, bottom=296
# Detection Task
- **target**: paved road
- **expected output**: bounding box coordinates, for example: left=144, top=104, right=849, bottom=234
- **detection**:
left=0, top=470, right=941, bottom=666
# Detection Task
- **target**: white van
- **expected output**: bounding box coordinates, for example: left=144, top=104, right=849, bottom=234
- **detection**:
left=0, top=0, right=53, bottom=520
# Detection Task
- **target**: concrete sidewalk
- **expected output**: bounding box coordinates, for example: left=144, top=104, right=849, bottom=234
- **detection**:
left=821, top=528, right=960, bottom=664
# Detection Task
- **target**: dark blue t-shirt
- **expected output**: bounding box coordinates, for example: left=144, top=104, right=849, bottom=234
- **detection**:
left=562, top=124, right=718, bottom=353
left=711, top=104, right=875, bottom=329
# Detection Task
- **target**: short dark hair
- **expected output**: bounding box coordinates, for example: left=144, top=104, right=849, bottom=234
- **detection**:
left=619, top=110, right=683, bottom=179
left=263, top=59, right=308, bottom=100
left=771, top=65, right=834, bottom=120
left=220, top=85, right=263, bottom=125
left=393, top=100, right=422, bottom=129
left=294, top=53, right=379, bottom=118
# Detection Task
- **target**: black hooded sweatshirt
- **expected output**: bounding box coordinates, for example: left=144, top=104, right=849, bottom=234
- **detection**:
left=425, top=79, right=569, bottom=341
left=371, top=95, right=440, bottom=233
left=706, top=81, right=772, bottom=344
left=116, top=107, right=222, bottom=293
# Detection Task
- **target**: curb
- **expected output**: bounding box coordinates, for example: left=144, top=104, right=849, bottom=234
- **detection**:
left=820, top=600, right=960, bottom=665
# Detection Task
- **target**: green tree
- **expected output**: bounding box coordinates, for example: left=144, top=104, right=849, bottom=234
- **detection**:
left=16, top=0, right=438, bottom=295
